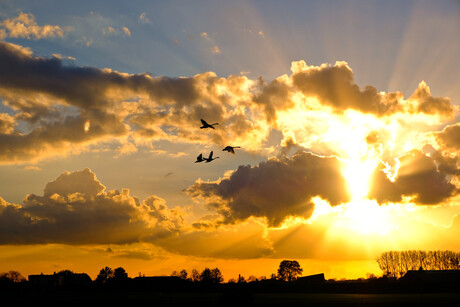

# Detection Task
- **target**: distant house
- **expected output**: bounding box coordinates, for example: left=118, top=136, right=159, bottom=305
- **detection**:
left=296, top=273, right=325, bottom=284
left=28, top=272, right=92, bottom=289
left=401, top=270, right=460, bottom=283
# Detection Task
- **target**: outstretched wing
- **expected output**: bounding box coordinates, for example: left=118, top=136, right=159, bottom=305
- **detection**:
left=209, top=151, right=214, bottom=159
left=200, top=119, right=208, bottom=126
left=197, top=153, right=203, bottom=160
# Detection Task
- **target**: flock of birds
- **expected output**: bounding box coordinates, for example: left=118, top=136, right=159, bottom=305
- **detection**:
left=195, top=119, right=241, bottom=163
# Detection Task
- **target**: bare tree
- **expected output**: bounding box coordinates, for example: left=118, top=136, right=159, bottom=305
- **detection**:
left=376, top=250, right=460, bottom=278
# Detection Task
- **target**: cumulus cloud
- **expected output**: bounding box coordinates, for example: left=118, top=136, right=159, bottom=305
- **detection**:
left=369, top=150, right=458, bottom=205
left=290, top=61, right=454, bottom=118
left=435, top=123, right=460, bottom=152
left=186, top=151, right=350, bottom=227
left=0, top=12, right=65, bottom=40
left=0, top=41, right=457, bottom=170
left=0, top=169, right=275, bottom=258
left=0, top=41, right=274, bottom=163
left=0, top=168, right=187, bottom=244
left=409, top=81, right=453, bottom=117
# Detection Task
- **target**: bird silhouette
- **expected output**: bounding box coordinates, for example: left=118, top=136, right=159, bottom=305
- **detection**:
left=222, top=146, right=241, bottom=154
left=204, top=151, right=219, bottom=163
left=195, top=153, right=205, bottom=163
left=200, top=119, right=219, bottom=129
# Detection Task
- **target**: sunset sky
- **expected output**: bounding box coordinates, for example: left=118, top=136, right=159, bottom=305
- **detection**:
left=0, top=0, right=459, bottom=281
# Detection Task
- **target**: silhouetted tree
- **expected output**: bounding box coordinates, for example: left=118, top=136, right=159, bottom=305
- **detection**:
left=211, top=268, right=223, bottom=283
left=0, top=271, right=25, bottom=283
left=200, top=267, right=223, bottom=284
left=247, top=275, right=258, bottom=283
left=200, top=268, right=212, bottom=283
left=189, top=269, right=200, bottom=282
left=172, top=269, right=188, bottom=279
left=96, top=266, right=114, bottom=283
left=376, top=250, right=460, bottom=278
left=113, top=267, right=128, bottom=280
left=277, top=260, right=303, bottom=281
left=179, top=269, right=188, bottom=280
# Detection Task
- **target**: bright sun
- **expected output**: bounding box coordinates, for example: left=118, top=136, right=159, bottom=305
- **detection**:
left=342, top=158, right=378, bottom=201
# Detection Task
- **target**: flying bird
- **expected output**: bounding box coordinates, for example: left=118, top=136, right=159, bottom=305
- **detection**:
left=222, top=146, right=241, bottom=154
left=204, top=151, right=219, bottom=163
left=200, top=119, right=219, bottom=129
left=195, top=153, right=205, bottom=163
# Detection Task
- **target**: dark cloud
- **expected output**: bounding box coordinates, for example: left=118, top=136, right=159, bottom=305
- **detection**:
left=0, top=41, right=269, bottom=162
left=0, top=41, right=456, bottom=167
left=0, top=112, right=127, bottom=163
left=0, top=42, right=197, bottom=109
left=290, top=61, right=454, bottom=118
left=186, top=151, right=350, bottom=227
left=410, top=81, right=453, bottom=117
left=369, top=150, right=458, bottom=205
left=0, top=168, right=276, bottom=258
left=253, top=76, right=293, bottom=123
left=436, top=123, right=460, bottom=151
left=291, top=61, right=402, bottom=116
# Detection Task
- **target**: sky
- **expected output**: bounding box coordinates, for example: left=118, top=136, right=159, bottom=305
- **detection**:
left=0, top=0, right=459, bottom=281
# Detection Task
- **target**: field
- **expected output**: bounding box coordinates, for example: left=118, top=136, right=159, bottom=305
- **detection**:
left=2, top=290, right=460, bottom=306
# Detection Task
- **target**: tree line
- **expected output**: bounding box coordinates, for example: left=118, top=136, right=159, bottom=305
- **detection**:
left=170, top=260, right=303, bottom=283
left=376, top=250, right=460, bottom=278
left=0, top=260, right=304, bottom=285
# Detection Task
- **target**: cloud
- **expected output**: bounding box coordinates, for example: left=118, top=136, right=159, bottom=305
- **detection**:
left=369, top=150, right=458, bottom=205
left=0, top=169, right=274, bottom=258
left=200, top=32, right=210, bottom=40
left=436, top=123, right=460, bottom=152
left=211, top=46, right=221, bottom=54
left=409, top=81, right=453, bottom=117
left=0, top=167, right=459, bottom=260
left=186, top=151, right=350, bottom=227
left=290, top=61, right=454, bottom=118
left=0, top=168, right=187, bottom=244
left=0, top=41, right=456, bottom=168
left=138, top=12, right=151, bottom=24
left=122, top=27, right=131, bottom=36
left=102, top=26, right=131, bottom=37
left=0, top=12, right=65, bottom=40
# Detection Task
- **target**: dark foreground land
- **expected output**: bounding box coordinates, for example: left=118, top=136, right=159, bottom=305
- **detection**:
left=2, top=278, right=460, bottom=306
left=1, top=290, right=460, bottom=306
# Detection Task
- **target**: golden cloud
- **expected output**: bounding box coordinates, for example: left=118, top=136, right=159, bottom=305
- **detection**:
left=0, top=12, right=65, bottom=40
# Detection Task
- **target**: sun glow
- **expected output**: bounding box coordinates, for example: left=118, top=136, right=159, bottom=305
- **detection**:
left=342, top=158, right=378, bottom=201
left=338, top=200, right=393, bottom=236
